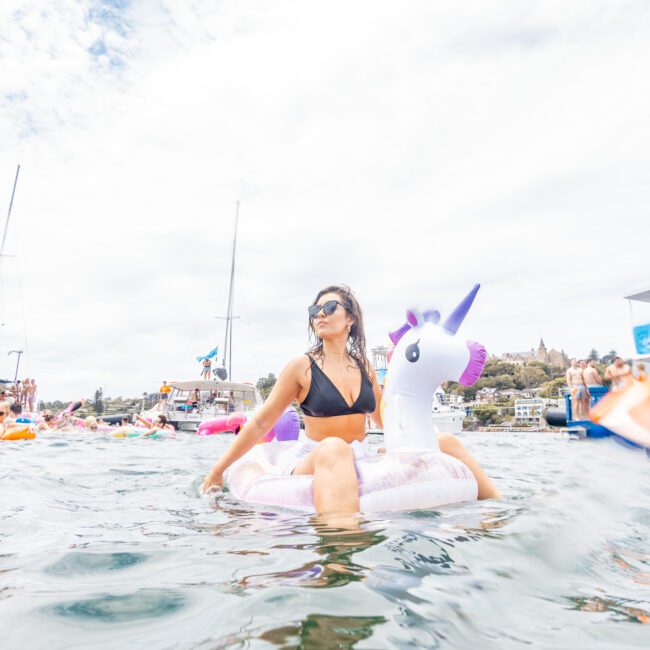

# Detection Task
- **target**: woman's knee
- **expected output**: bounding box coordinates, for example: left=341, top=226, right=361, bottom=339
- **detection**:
left=314, top=437, right=354, bottom=467
left=437, top=432, right=463, bottom=454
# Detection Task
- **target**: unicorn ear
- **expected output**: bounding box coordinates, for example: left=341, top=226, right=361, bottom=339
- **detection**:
left=406, top=309, right=424, bottom=327
left=423, top=309, right=440, bottom=324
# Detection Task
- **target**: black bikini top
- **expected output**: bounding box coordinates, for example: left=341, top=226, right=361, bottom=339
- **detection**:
left=300, top=355, right=376, bottom=418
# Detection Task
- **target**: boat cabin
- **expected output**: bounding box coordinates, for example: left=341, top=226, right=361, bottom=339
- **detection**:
left=159, top=380, right=263, bottom=431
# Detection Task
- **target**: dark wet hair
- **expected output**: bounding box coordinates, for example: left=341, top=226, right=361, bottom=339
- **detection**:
left=157, top=415, right=168, bottom=426
left=307, top=285, right=369, bottom=373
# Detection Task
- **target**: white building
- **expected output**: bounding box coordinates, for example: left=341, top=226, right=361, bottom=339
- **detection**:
left=514, top=398, right=545, bottom=424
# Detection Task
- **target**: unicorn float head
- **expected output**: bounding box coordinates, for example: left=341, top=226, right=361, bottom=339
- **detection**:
left=381, top=283, right=487, bottom=452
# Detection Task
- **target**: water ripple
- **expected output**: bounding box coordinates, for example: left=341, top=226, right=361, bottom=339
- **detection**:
left=1, top=430, right=648, bottom=648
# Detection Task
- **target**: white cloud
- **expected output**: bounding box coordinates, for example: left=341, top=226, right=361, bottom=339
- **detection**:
left=1, top=0, right=649, bottom=399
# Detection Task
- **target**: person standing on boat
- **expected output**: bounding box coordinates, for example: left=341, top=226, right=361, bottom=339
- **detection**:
left=566, top=358, right=589, bottom=419
left=201, top=284, right=500, bottom=514
left=159, top=381, right=171, bottom=410
left=605, top=357, right=633, bottom=392
left=583, top=360, right=603, bottom=411
left=21, top=378, right=30, bottom=407
left=27, top=379, right=37, bottom=413
left=201, top=358, right=212, bottom=379
left=583, top=360, right=603, bottom=389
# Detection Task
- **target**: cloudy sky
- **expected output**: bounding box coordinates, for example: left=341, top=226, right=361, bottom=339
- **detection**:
left=1, top=0, right=648, bottom=400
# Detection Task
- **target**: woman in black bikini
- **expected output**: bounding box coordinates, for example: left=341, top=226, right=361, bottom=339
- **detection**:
left=202, top=285, right=499, bottom=512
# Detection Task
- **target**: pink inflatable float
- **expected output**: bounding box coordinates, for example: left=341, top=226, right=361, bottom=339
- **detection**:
left=197, top=412, right=248, bottom=436
left=197, top=406, right=300, bottom=442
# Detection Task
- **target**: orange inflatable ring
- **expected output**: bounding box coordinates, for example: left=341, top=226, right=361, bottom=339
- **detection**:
left=1, top=426, right=36, bottom=441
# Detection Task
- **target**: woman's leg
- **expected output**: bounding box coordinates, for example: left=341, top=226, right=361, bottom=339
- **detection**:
left=293, top=437, right=359, bottom=513
left=436, top=432, right=502, bottom=500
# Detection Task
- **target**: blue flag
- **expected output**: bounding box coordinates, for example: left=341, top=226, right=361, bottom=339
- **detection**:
left=197, top=346, right=219, bottom=362
left=633, top=324, right=650, bottom=355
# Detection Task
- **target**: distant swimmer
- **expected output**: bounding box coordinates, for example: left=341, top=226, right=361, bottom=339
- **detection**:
left=605, top=357, right=633, bottom=392
left=7, top=402, right=23, bottom=424
left=566, top=358, right=589, bottom=419
left=38, top=411, right=55, bottom=431
left=134, top=413, right=175, bottom=437
left=0, top=403, right=10, bottom=438
left=0, top=402, right=31, bottom=439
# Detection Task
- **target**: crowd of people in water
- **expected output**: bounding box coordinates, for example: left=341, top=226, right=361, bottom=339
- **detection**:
left=0, top=393, right=176, bottom=440
left=565, top=356, right=646, bottom=420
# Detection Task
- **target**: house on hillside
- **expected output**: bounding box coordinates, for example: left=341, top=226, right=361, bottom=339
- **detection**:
left=476, top=387, right=499, bottom=404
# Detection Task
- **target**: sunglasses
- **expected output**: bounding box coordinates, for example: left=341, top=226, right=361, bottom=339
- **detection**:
left=308, top=300, right=346, bottom=319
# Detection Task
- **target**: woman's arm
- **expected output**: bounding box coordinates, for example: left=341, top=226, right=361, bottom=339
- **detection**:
left=135, top=414, right=155, bottom=430
left=201, top=357, right=306, bottom=492
left=368, top=367, right=383, bottom=429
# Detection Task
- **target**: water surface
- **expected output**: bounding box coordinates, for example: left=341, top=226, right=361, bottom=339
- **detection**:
left=1, top=430, right=648, bottom=648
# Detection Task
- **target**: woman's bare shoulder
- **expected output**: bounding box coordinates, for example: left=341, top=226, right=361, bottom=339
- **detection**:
left=277, top=355, right=311, bottom=390
left=283, top=355, right=311, bottom=374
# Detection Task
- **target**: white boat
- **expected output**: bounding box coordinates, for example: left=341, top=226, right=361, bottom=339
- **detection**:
left=431, top=386, right=465, bottom=434
left=142, top=380, right=263, bottom=432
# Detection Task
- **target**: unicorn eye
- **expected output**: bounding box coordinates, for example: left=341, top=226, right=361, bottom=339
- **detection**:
left=405, top=339, right=420, bottom=363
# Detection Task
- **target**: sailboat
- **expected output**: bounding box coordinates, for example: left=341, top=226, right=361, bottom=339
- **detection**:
left=1, top=165, right=27, bottom=388
left=141, top=202, right=264, bottom=432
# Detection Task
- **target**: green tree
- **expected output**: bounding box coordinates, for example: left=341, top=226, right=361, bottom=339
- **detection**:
left=256, top=373, right=277, bottom=399
left=515, top=365, right=548, bottom=389
left=494, top=374, right=515, bottom=390
left=539, top=377, right=566, bottom=398
left=482, top=360, right=517, bottom=377
left=527, top=360, right=551, bottom=377
left=587, top=349, right=599, bottom=361
left=94, top=388, right=104, bottom=415
left=601, top=350, right=617, bottom=365
left=473, top=405, right=505, bottom=426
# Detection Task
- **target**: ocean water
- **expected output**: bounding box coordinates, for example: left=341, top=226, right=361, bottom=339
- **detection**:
left=1, top=430, right=649, bottom=649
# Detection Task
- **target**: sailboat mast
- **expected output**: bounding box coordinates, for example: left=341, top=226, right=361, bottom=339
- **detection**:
left=1, top=164, right=21, bottom=327
left=1, top=164, right=20, bottom=257
left=222, top=201, right=239, bottom=380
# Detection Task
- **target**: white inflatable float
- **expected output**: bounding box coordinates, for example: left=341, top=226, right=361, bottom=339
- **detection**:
left=226, top=285, right=488, bottom=512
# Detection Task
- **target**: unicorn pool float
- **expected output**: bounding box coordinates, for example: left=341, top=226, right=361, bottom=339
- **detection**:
left=225, top=284, right=488, bottom=512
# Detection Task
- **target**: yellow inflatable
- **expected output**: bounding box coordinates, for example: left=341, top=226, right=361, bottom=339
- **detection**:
left=0, top=426, right=36, bottom=441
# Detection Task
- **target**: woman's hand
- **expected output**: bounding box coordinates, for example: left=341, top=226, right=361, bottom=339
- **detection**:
left=201, top=469, right=224, bottom=493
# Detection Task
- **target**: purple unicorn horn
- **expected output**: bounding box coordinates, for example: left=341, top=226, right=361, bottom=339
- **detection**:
left=442, top=283, right=480, bottom=335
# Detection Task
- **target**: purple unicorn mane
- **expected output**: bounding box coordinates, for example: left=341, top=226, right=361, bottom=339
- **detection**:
left=458, top=341, right=487, bottom=386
